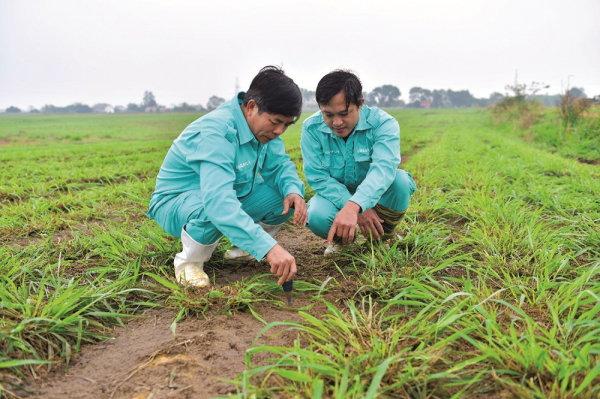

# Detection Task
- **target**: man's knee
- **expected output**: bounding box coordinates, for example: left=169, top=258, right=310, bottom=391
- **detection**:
left=306, top=195, right=338, bottom=239
left=379, top=169, right=417, bottom=211
left=263, top=207, right=294, bottom=226
left=307, top=209, right=330, bottom=239
left=184, top=220, right=223, bottom=246
left=241, top=183, right=291, bottom=226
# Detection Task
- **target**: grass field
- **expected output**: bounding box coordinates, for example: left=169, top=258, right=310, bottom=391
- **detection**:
left=1, top=108, right=599, bottom=398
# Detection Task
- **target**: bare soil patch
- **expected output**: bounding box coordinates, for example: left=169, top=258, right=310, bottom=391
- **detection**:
left=25, top=307, right=303, bottom=399
left=577, top=157, right=600, bottom=165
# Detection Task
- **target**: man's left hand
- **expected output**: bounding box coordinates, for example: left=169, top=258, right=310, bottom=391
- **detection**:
left=357, top=208, right=385, bottom=241
left=282, top=193, right=307, bottom=226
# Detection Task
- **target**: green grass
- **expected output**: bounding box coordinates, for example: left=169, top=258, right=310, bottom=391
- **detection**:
left=1, top=109, right=600, bottom=397
left=492, top=105, right=600, bottom=164
left=231, top=109, right=600, bottom=398
left=0, top=113, right=201, bottom=144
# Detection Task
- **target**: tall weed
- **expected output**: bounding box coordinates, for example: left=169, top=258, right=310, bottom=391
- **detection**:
left=558, top=91, right=591, bottom=126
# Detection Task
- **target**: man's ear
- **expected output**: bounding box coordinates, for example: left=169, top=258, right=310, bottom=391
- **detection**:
left=246, top=99, right=257, bottom=114
left=358, top=98, right=365, bottom=110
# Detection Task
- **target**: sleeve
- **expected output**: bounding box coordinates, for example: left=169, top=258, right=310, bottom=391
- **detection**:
left=349, top=118, right=401, bottom=211
left=300, top=124, right=353, bottom=210
left=186, top=131, right=277, bottom=261
left=260, top=137, right=305, bottom=199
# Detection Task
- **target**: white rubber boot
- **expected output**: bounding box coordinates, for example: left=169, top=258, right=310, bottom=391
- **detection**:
left=224, top=221, right=283, bottom=261
left=174, top=228, right=218, bottom=287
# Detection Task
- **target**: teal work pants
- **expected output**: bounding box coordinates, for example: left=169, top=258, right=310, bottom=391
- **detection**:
left=306, top=169, right=416, bottom=239
left=152, top=182, right=292, bottom=245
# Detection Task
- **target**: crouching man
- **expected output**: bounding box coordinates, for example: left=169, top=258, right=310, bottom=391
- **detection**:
left=148, top=66, right=307, bottom=287
left=301, top=70, right=416, bottom=254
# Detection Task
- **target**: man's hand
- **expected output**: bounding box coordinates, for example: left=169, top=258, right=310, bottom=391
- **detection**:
left=282, top=193, right=307, bottom=226
left=357, top=208, right=385, bottom=241
left=327, top=201, right=361, bottom=244
left=266, top=244, right=297, bottom=285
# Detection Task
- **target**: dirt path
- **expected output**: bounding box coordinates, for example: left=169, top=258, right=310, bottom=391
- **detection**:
left=23, top=225, right=332, bottom=399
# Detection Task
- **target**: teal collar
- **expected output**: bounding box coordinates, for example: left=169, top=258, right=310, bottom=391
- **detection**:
left=232, top=91, right=256, bottom=144
left=354, top=106, right=372, bottom=131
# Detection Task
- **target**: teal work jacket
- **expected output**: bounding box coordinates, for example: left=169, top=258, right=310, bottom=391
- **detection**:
left=300, top=105, right=400, bottom=211
left=148, top=92, right=304, bottom=260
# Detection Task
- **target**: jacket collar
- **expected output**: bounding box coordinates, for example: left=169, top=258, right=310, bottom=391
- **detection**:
left=231, top=92, right=256, bottom=144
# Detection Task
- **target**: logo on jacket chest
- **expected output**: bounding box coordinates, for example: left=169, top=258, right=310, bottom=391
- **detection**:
left=236, top=160, right=253, bottom=170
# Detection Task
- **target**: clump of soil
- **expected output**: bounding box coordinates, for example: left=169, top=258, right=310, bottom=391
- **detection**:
left=23, top=225, right=337, bottom=399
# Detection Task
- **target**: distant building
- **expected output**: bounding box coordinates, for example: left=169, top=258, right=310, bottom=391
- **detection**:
left=145, top=106, right=158, bottom=113
left=92, top=103, right=114, bottom=113
left=420, top=100, right=431, bottom=108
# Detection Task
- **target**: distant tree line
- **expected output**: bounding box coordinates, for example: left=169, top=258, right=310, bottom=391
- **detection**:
left=302, top=84, right=504, bottom=109
left=5, top=106, right=24, bottom=113
left=2, top=86, right=592, bottom=114
left=405, top=86, right=589, bottom=109
left=2, top=91, right=215, bottom=115
left=365, top=85, right=403, bottom=107
left=42, top=103, right=93, bottom=113
left=406, top=87, right=490, bottom=108
left=301, top=85, right=404, bottom=110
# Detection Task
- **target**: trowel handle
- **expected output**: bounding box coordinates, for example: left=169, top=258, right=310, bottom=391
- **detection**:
left=282, top=279, right=294, bottom=292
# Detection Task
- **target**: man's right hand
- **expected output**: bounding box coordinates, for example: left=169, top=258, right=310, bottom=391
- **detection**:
left=266, top=244, right=297, bottom=286
left=327, top=201, right=361, bottom=244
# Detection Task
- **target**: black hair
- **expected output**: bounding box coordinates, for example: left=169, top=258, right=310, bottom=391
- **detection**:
left=316, top=69, right=363, bottom=110
left=243, top=66, right=302, bottom=119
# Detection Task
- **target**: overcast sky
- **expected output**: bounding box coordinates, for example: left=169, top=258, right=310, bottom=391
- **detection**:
left=1, top=0, right=599, bottom=110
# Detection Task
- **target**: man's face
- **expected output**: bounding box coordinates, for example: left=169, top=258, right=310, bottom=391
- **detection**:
left=320, top=91, right=364, bottom=139
left=246, top=100, right=295, bottom=143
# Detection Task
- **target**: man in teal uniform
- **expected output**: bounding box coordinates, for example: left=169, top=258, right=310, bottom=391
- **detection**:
left=148, top=66, right=307, bottom=287
left=301, top=70, right=416, bottom=254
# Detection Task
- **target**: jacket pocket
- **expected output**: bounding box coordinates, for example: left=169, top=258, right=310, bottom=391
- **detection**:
left=354, top=152, right=371, bottom=181
left=329, top=154, right=346, bottom=181
left=354, top=152, right=372, bottom=163
left=233, top=168, right=253, bottom=197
